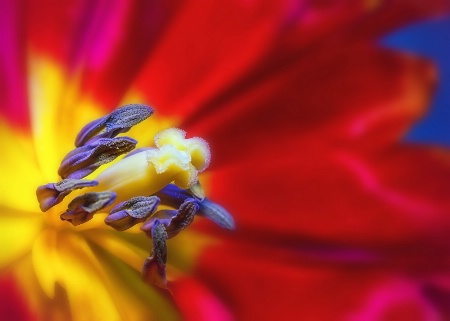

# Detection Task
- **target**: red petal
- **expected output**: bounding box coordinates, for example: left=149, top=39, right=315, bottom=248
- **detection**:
left=347, top=0, right=450, bottom=41
left=205, top=141, right=450, bottom=247
left=4, top=0, right=447, bottom=125
left=189, top=43, right=450, bottom=247
left=0, top=275, right=36, bottom=321
left=193, top=240, right=450, bottom=321
left=132, top=0, right=424, bottom=116
left=189, top=47, right=436, bottom=167
left=134, top=0, right=448, bottom=119
left=171, top=277, right=234, bottom=321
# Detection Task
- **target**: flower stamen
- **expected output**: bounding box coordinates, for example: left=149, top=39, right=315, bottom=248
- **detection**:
left=198, top=199, right=235, bottom=230
left=141, top=198, right=199, bottom=239
left=142, top=221, right=168, bottom=289
left=36, top=104, right=235, bottom=290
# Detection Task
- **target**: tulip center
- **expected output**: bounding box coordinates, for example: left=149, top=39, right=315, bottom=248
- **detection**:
left=36, top=104, right=234, bottom=289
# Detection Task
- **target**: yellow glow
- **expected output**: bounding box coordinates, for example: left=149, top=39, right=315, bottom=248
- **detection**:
left=31, top=229, right=180, bottom=321
left=0, top=119, right=43, bottom=212
left=0, top=211, right=43, bottom=267
left=28, top=56, right=105, bottom=182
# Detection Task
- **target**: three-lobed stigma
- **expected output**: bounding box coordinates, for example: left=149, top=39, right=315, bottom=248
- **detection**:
left=36, top=104, right=234, bottom=290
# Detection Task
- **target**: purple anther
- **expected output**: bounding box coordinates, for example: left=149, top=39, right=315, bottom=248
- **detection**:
left=36, top=179, right=98, bottom=212
left=60, top=191, right=116, bottom=226
left=75, top=104, right=154, bottom=147
left=104, top=196, right=160, bottom=231
left=58, top=137, right=137, bottom=179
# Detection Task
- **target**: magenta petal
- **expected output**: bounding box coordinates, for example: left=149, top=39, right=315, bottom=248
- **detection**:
left=0, top=2, right=29, bottom=128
